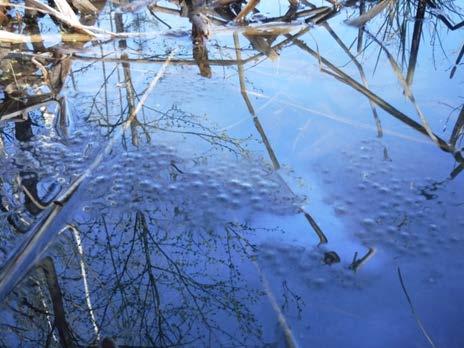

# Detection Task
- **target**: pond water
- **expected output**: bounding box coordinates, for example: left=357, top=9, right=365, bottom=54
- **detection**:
left=0, top=0, right=463, bottom=346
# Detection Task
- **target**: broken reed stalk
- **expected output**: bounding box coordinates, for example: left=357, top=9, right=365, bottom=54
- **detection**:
left=303, top=212, right=328, bottom=244
left=350, top=247, right=375, bottom=271
left=346, top=0, right=395, bottom=27
left=0, top=94, right=54, bottom=122
left=363, top=29, right=443, bottom=149
left=0, top=30, right=98, bottom=43
left=69, top=0, right=97, bottom=15
left=0, top=52, right=176, bottom=301
left=260, top=6, right=331, bottom=23
left=287, top=33, right=452, bottom=153
left=322, top=23, right=383, bottom=137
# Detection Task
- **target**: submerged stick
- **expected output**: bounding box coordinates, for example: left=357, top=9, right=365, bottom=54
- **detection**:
left=397, top=267, right=436, bottom=348
left=256, top=263, right=298, bottom=348
left=233, top=32, right=280, bottom=170
left=234, top=31, right=328, bottom=245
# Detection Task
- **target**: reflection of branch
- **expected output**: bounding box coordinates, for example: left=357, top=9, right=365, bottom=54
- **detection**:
left=450, top=162, right=464, bottom=180
left=405, top=0, right=426, bottom=87
left=0, top=132, right=4, bottom=157
left=357, top=0, right=365, bottom=53
left=69, top=225, right=100, bottom=341
left=98, top=215, right=135, bottom=329
left=0, top=53, right=175, bottom=301
left=434, top=14, right=464, bottom=31
left=136, top=211, right=253, bottom=346
left=450, top=43, right=464, bottom=79
left=40, top=257, right=76, bottom=348
left=115, top=12, right=142, bottom=147
left=136, top=212, right=172, bottom=346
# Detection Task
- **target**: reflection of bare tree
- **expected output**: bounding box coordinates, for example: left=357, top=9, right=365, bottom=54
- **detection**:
left=0, top=0, right=463, bottom=346
left=40, top=257, right=76, bottom=347
left=0, top=50, right=284, bottom=347
left=1, top=205, right=270, bottom=346
left=115, top=10, right=145, bottom=147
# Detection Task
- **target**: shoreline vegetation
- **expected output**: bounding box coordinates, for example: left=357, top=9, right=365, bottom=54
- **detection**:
left=1, top=0, right=462, bottom=163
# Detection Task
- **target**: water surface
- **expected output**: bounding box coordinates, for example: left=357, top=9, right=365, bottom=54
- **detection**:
left=0, top=0, right=463, bottom=346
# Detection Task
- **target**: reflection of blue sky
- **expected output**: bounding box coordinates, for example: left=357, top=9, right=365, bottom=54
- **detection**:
left=1, top=2, right=463, bottom=346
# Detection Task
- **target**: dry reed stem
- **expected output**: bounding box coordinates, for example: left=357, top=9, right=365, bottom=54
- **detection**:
left=235, top=0, right=260, bottom=22
left=346, top=0, right=395, bottom=27
left=364, top=29, right=443, bottom=149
